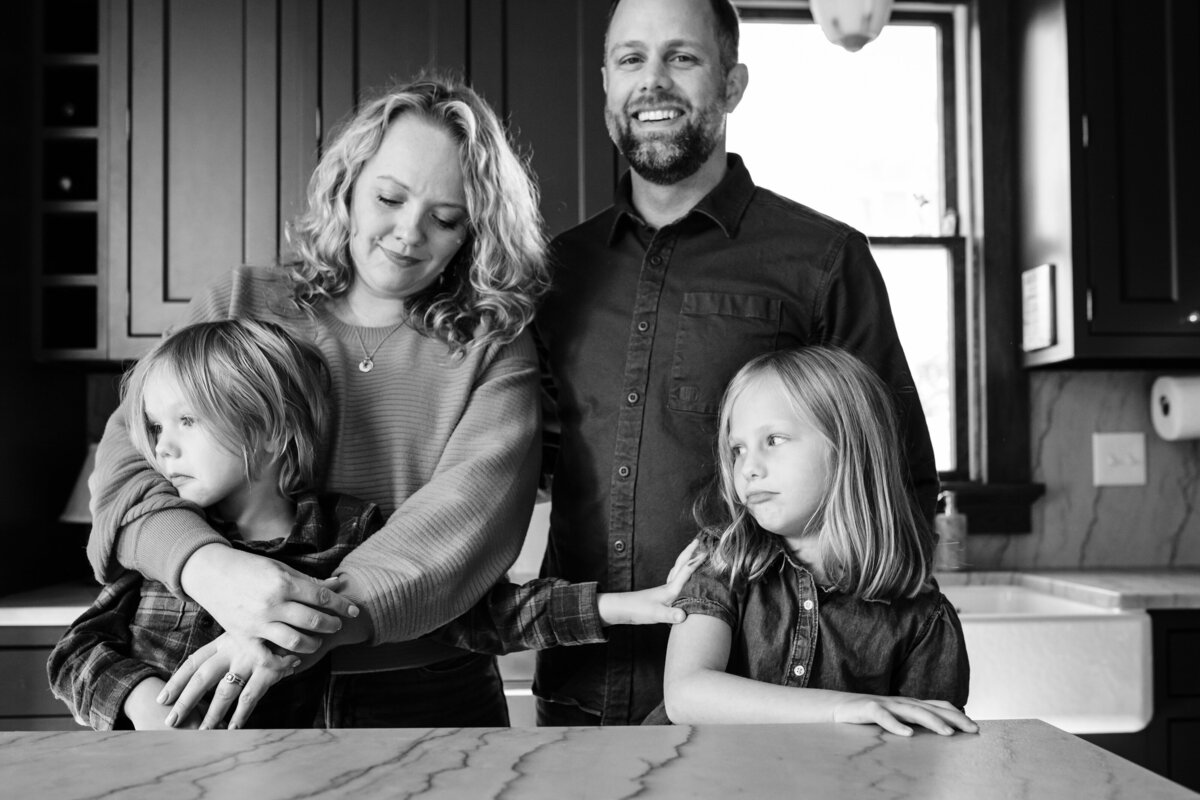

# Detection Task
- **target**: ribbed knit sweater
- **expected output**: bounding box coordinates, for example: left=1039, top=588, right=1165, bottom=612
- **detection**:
left=87, top=266, right=541, bottom=657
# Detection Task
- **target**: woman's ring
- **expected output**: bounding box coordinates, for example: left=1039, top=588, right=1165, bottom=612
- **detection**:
left=223, top=672, right=247, bottom=688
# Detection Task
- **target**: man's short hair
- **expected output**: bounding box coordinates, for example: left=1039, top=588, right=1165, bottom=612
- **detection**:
left=606, top=0, right=741, bottom=76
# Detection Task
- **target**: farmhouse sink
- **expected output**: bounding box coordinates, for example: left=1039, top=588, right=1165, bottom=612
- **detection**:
left=940, top=584, right=1152, bottom=734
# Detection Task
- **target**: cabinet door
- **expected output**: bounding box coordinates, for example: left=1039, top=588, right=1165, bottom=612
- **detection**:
left=107, top=0, right=318, bottom=360
left=1081, top=0, right=1200, bottom=338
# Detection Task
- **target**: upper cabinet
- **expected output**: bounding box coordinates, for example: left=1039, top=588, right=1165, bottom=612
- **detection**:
left=106, top=0, right=320, bottom=360
left=1017, top=0, right=1200, bottom=367
left=37, top=0, right=613, bottom=362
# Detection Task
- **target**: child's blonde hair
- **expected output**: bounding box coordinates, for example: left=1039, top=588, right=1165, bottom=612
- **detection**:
left=122, top=319, right=332, bottom=500
left=697, top=345, right=934, bottom=601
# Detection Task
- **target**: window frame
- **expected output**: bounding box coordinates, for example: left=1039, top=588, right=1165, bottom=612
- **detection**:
left=735, top=0, right=1043, bottom=531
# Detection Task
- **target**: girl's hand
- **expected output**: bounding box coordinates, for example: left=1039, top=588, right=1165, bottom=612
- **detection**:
left=159, top=633, right=302, bottom=730
left=596, top=540, right=702, bottom=626
left=833, top=695, right=979, bottom=736
left=180, top=545, right=360, bottom=653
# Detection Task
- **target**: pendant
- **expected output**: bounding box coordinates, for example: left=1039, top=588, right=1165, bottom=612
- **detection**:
left=358, top=358, right=374, bottom=373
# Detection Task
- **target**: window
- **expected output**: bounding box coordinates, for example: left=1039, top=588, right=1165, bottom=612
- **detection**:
left=731, top=2, right=1041, bottom=528
left=730, top=6, right=966, bottom=477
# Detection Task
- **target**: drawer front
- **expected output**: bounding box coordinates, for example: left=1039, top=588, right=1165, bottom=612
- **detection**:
left=0, top=649, right=65, bottom=717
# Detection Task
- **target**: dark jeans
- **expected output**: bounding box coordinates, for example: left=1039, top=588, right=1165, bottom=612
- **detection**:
left=321, top=652, right=510, bottom=728
left=536, top=698, right=602, bottom=727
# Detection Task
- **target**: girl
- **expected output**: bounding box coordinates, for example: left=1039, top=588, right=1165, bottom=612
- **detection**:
left=654, top=346, right=976, bottom=736
left=52, top=318, right=695, bottom=730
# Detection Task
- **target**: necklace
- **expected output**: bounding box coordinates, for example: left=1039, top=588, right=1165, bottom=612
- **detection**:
left=351, top=322, right=405, bottom=373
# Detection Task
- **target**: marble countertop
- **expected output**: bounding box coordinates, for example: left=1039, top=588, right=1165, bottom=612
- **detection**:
left=937, top=568, right=1200, bottom=610
left=1, top=720, right=1195, bottom=799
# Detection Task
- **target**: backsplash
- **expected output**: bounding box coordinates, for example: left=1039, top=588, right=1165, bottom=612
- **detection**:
left=967, top=371, right=1200, bottom=569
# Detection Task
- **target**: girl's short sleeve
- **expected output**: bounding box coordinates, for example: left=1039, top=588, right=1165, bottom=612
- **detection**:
left=671, top=563, right=739, bottom=630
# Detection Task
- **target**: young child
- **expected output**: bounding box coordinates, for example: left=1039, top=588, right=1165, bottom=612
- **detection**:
left=650, top=346, right=977, bottom=736
left=49, top=319, right=694, bottom=731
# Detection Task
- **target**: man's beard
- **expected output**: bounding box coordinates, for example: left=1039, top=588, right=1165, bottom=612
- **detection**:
left=606, top=103, right=724, bottom=186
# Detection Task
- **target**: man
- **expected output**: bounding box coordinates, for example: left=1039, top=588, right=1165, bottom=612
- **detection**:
left=534, top=0, right=938, bottom=726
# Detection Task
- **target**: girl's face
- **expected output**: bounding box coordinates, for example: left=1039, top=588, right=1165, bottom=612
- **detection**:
left=143, top=370, right=250, bottom=520
left=727, top=373, right=832, bottom=547
left=347, top=114, right=471, bottom=306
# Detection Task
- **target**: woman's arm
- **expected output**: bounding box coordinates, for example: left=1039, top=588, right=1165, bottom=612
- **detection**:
left=333, top=333, right=543, bottom=644
left=663, top=614, right=976, bottom=735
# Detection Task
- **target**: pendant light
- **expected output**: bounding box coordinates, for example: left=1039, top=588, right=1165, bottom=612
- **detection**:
left=810, top=0, right=894, bottom=52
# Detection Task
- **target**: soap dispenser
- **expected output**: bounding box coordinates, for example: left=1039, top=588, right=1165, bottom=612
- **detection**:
left=934, top=490, right=966, bottom=571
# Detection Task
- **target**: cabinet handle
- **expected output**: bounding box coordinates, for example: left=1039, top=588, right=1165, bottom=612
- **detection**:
left=1185, top=311, right=1200, bottom=325
left=58, top=176, right=73, bottom=193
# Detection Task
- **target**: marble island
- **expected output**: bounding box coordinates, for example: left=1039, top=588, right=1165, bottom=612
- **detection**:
left=2, top=720, right=1197, bottom=799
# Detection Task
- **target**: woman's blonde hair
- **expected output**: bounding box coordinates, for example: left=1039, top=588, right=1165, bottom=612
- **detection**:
left=696, top=346, right=934, bottom=601
left=123, top=319, right=332, bottom=500
left=286, top=73, right=548, bottom=353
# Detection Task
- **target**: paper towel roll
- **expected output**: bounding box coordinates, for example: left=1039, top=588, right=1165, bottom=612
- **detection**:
left=1151, top=376, right=1200, bottom=440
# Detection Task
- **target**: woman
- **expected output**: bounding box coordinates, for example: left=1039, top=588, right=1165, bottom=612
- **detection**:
left=86, top=74, right=548, bottom=728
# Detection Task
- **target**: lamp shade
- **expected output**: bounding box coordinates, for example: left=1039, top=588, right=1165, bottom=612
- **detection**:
left=59, top=442, right=98, bottom=524
left=811, top=0, right=894, bottom=52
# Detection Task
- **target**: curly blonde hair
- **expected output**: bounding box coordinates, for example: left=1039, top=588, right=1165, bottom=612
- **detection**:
left=287, top=73, right=548, bottom=353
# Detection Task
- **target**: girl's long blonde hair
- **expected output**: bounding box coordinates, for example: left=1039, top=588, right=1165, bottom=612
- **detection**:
left=287, top=73, right=548, bottom=354
left=696, top=346, right=934, bottom=601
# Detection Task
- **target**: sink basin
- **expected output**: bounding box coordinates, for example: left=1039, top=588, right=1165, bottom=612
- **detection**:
left=941, top=584, right=1152, bottom=734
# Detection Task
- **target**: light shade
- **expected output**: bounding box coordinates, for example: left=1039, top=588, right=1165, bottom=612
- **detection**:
left=59, top=442, right=98, bottom=524
left=811, top=0, right=894, bottom=52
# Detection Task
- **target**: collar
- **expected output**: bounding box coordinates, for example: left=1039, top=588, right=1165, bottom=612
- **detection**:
left=607, top=153, right=757, bottom=244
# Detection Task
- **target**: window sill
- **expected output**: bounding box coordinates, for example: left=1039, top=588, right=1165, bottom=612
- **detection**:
left=939, top=481, right=1046, bottom=534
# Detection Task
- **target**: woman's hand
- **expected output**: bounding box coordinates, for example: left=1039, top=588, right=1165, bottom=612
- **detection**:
left=833, top=695, right=979, bottom=737
left=159, top=633, right=303, bottom=730
left=180, top=544, right=360, bottom=653
left=596, top=540, right=702, bottom=626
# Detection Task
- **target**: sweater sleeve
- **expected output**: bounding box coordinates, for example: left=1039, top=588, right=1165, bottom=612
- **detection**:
left=815, top=231, right=940, bottom=521
left=46, top=573, right=164, bottom=731
left=85, top=274, right=241, bottom=590
left=334, top=332, right=543, bottom=644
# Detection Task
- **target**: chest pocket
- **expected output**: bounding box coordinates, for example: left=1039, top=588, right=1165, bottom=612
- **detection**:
left=669, top=292, right=781, bottom=415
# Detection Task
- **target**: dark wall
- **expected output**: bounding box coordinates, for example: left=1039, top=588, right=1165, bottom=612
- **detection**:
left=2, top=1, right=94, bottom=592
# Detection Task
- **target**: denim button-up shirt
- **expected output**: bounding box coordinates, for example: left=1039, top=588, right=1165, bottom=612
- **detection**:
left=535, top=155, right=938, bottom=724
left=646, top=551, right=969, bottom=723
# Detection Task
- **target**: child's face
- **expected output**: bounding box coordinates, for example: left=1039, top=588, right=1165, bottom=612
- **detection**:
left=143, top=370, right=251, bottom=519
left=727, top=374, right=831, bottom=546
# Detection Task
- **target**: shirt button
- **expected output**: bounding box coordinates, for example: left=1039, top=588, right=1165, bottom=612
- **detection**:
left=626, top=391, right=640, bottom=405
left=614, top=540, right=626, bottom=553
left=617, top=465, right=631, bottom=478
left=649, top=255, right=662, bottom=266
left=803, top=600, right=815, bottom=611
left=793, top=665, right=806, bottom=677
left=637, top=320, right=649, bottom=332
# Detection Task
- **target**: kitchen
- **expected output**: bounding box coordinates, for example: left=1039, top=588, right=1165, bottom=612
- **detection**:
left=2, top=0, right=1199, bottom=797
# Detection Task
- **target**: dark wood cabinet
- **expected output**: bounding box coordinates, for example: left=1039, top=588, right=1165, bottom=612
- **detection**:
left=1084, top=609, right=1200, bottom=792
left=35, top=0, right=614, bottom=361
left=1017, top=0, right=1200, bottom=367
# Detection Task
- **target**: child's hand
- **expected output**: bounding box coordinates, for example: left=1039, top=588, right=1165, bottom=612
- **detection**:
left=833, top=695, right=979, bottom=737
left=596, top=540, right=703, bottom=626
left=123, top=677, right=200, bottom=730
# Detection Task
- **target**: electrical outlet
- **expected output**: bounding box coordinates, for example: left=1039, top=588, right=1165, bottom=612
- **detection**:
left=1092, top=432, right=1147, bottom=487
